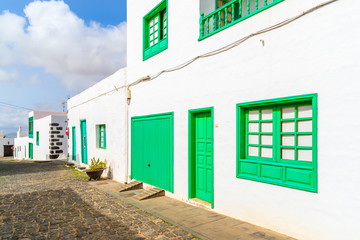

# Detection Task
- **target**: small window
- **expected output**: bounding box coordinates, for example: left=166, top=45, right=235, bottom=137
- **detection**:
left=36, top=131, right=39, bottom=146
left=143, top=0, right=168, bottom=60
left=29, top=117, right=34, bottom=138
left=97, top=125, right=106, bottom=149
left=237, top=94, right=317, bottom=192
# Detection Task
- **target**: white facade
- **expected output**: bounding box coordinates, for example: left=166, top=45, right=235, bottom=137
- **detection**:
left=14, top=111, right=67, bottom=160
left=0, top=137, right=14, bottom=157
left=14, top=126, right=28, bottom=159
left=67, top=68, right=127, bottom=182
left=126, top=1, right=360, bottom=240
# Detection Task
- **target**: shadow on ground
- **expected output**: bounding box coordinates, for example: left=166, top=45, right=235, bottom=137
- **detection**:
left=0, top=188, right=142, bottom=239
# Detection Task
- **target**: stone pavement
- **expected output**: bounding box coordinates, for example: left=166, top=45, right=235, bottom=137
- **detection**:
left=0, top=157, right=296, bottom=240
left=90, top=182, right=296, bottom=240
left=0, top=158, right=196, bottom=239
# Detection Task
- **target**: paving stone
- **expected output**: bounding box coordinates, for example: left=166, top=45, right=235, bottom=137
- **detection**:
left=0, top=158, right=196, bottom=239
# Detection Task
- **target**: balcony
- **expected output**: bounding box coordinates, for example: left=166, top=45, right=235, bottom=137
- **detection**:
left=199, top=0, right=284, bottom=40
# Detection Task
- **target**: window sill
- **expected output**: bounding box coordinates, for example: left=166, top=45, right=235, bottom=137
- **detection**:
left=143, top=38, right=168, bottom=61
left=237, top=158, right=317, bottom=192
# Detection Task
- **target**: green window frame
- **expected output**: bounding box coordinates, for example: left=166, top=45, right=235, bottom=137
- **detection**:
left=36, top=131, right=39, bottom=146
left=237, top=94, right=318, bottom=192
left=98, top=124, right=106, bottom=149
left=29, top=117, right=34, bottom=138
left=143, top=0, right=168, bottom=60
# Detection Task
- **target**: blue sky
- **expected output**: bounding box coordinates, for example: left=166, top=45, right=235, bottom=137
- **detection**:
left=0, top=0, right=127, bottom=136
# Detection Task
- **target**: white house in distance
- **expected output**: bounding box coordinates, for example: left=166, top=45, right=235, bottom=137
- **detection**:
left=67, top=68, right=127, bottom=181
left=66, top=0, right=360, bottom=239
left=14, top=126, right=28, bottom=159
left=14, top=111, right=67, bottom=160
left=0, top=130, right=14, bottom=157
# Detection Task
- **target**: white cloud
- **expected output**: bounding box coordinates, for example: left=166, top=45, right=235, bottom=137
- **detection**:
left=0, top=1, right=126, bottom=90
left=0, top=68, right=18, bottom=81
left=0, top=106, right=28, bottom=132
left=28, top=75, right=42, bottom=84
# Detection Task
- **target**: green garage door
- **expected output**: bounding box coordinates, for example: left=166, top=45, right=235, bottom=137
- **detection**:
left=131, top=113, right=174, bottom=192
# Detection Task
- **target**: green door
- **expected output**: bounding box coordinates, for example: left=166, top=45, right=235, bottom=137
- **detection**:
left=80, top=120, right=88, bottom=164
left=190, top=110, right=214, bottom=204
left=131, top=113, right=174, bottom=192
left=29, top=143, right=33, bottom=160
left=72, top=126, right=76, bottom=161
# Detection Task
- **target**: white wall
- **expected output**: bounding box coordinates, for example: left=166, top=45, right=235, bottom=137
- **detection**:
left=13, top=112, right=67, bottom=160
left=50, top=115, right=68, bottom=159
left=30, top=114, right=67, bottom=160
left=32, top=115, right=50, bottom=160
left=127, top=0, right=360, bottom=239
left=67, top=68, right=127, bottom=182
left=0, top=138, right=14, bottom=157
left=14, top=137, right=28, bottom=160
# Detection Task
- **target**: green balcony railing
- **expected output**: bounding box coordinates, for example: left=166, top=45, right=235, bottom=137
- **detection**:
left=199, top=0, right=284, bottom=40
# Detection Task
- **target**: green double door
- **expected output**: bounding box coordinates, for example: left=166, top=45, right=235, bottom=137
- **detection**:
left=191, top=110, right=214, bottom=204
left=131, top=113, right=173, bottom=192
left=80, top=120, right=88, bottom=164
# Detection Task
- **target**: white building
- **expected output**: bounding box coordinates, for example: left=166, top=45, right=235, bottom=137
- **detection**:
left=65, top=0, right=359, bottom=239
left=14, top=111, right=67, bottom=160
left=124, top=0, right=360, bottom=240
left=0, top=130, right=14, bottom=157
left=14, top=126, right=28, bottom=159
left=67, top=68, right=127, bottom=181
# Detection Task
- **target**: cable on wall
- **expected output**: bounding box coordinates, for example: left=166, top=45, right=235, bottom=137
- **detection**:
left=68, top=0, right=339, bottom=110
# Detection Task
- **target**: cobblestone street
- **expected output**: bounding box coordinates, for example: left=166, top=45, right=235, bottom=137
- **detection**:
left=0, top=158, right=196, bottom=239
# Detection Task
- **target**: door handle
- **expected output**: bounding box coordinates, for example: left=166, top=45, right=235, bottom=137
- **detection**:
left=83, top=136, right=86, bottom=147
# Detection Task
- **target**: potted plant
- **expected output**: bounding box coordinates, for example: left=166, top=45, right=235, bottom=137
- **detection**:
left=85, top=157, right=106, bottom=181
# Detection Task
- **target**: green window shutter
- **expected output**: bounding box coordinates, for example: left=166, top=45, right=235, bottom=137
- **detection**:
left=143, top=0, right=168, bottom=60
left=29, top=117, right=34, bottom=138
left=98, top=124, right=106, bottom=149
left=36, top=131, right=39, bottom=145
left=236, top=94, right=318, bottom=192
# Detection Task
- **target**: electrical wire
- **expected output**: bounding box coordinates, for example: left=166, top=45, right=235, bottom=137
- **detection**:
left=68, top=0, right=339, bottom=110
left=0, top=101, right=34, bottom=111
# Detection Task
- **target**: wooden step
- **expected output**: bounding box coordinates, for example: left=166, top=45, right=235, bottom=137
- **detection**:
left=132, top=187, right=165, bottom=201
left=119, top=180, right=143, bottom=192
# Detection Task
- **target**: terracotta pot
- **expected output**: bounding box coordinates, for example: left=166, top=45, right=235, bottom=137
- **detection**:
left=85, top=169, right=104, bottom=181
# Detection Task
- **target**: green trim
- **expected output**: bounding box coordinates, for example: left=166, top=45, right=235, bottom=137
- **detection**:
left=36, top=131, right=39, bottom=146
left=28, top=142, right=33, bottom=160
left=72, top=126, right=76, bottom=161
left=98, top=124, right=106, bottom=149
left=80, top=119, right=88, bottom=164
left=28, top=117, right=34, bottom=138
left=236, top=94, right=318, bottom=192
left=143, top=0, right=168, bottom=60
left=188, top=107, right=214, bottom=208
left=131, top=112, right=174, bottom=193
left=199, top=0, right=285, bottom=40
